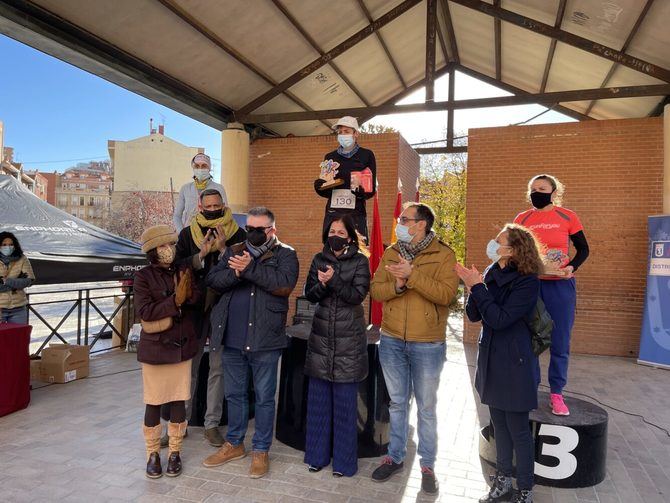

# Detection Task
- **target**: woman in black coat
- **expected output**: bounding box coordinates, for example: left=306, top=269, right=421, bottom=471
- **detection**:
left=456, top=224, right=543, bottom=503
left=303, top=215, right=370, bottom=477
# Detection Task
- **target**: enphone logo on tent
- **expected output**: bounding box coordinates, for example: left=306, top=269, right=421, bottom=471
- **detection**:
left=13, top=221, right=88, bottom=235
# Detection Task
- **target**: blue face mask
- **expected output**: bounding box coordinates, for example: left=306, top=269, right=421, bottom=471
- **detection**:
left=486, top=240, right=501, bottom=262
left=395, top=224, right=414, bottom=243
left=337, top=134, right=355, bottom=149
left=0, top=245, right=14, bottom=257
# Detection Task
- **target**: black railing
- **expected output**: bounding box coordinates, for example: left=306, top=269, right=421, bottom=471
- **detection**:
left=25, top=284, right=134, bottom=356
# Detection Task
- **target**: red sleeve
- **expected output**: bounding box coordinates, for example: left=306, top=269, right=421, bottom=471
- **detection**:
left=567, top=210, right=584, bottom=235
left=513, top=210, right=531, bottom=225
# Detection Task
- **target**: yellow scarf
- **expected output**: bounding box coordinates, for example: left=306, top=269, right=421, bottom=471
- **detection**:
left=189, top=208, right=239, bottom=253
left=194, top=177, right=209, bottom=191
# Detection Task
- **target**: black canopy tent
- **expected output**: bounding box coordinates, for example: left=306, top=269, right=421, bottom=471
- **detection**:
left=0, top=175, right=147, bottom=284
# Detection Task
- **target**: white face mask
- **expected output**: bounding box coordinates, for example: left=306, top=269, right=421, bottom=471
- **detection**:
left=0, top=245, right=14, bottom=257
left=395, top=223, right=414, bottom=243
left=193, top=169, right=210, bottom=181
left=337, top=134, right=355, bottom=149
left=486, top=240, right=501, bottom=262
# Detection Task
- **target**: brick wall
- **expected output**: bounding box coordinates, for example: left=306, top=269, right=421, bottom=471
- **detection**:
left=464, top=117, right=664, bottom=357
left=249, top=133, right=420, bottom=321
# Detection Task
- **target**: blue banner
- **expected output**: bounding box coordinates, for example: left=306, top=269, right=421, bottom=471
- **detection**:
left=639, top=215, right=670, bottom=368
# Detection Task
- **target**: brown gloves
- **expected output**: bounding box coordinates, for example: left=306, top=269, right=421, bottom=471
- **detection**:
left=174, top=269, right=193, bottom=307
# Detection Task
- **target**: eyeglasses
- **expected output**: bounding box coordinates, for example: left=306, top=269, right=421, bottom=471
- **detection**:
left=245, top=225, right=273, bottom=233
left=397, top=217, right=422, bottom=225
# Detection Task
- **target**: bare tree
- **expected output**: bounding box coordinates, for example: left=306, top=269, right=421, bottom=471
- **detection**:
left=106, top=191, right=174, bottom=242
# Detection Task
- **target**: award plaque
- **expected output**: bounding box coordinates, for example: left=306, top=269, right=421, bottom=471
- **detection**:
left=319, top=159, right=344, bottom=189
left=543, top=249, right=571, bottom=277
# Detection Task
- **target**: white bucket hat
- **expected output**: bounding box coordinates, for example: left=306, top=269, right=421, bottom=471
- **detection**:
left=332, top=116, right=359, bottom=132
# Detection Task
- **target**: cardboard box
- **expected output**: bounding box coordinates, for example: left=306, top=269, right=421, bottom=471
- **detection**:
left=30, top=359, right=42, bottom=380
left=37, top=344, right=90, bottom=383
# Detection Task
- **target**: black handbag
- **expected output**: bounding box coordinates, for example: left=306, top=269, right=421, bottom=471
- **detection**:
left=525, top=297, right=553, bottom=355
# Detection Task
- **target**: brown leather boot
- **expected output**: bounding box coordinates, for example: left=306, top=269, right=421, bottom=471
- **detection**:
left=142, top=424, right=163, bottom=478
left=166, top=421, right=187, bottom=477
left=202, top=441, right=246, bottom=468
left=249, top=451, right=269, bottom=479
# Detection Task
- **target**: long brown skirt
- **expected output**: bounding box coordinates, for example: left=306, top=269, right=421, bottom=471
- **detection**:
left=141, top=359, right=192, bottom=405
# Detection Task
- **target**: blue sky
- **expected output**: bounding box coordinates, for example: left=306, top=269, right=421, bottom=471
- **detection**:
left=0, top=35, right=222, bottom=174
left=0, top=33, right=575, bottom=177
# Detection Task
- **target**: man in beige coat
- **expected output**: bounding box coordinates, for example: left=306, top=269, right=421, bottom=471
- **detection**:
left=370, top=203, right=458, bottom=495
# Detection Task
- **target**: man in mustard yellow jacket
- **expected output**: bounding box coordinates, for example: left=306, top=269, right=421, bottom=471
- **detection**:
left=370, top=203, right=458, bottom=494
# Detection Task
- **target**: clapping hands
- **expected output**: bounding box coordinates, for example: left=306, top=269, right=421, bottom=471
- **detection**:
left=229, top=251, right=252, bottom=277
left=318, top=265, right=334, bottom=286
left=454, top=263, right=483, bottom=291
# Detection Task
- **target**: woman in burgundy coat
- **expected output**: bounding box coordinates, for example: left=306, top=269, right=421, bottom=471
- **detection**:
left=134, top=225, right=200, bottom=479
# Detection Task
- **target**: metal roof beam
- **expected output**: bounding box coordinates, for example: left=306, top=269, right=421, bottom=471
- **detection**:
left=584, top=0, right=655, bottom=116
left=455, top=64, right=592, bottom=121
left=493, top=0, right=501, bottom=80
left=539, top=0, right=567, bottom=93
left=237, top=0, right=422, bottom=116
left=425, top=0, right=437, bottom=102
left=353, top=63, right=453, bottom=125
left=239, top=83, right=670, bottom=123
left=649, top=95, right=670, bottom=117
left=270, top=0, right=371, bottom=107
left=447, top=66, right=455, bottom=147
left=156, top=0, right=332, bottom=130
left=355, top=0, right=407, bottom=89
left=450, top=0, right=670, bottom=83
left=438, top=0, right=459, bottom=63
left=415, top=145, right=467, bottom=154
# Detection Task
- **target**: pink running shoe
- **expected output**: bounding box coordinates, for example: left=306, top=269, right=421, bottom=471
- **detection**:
left=550, top=393, right=570, bottom=416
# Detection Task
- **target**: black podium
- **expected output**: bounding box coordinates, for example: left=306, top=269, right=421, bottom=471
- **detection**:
left=275, top=323, right=390, bottom=458
left=479, top=391, right=608, bottom=488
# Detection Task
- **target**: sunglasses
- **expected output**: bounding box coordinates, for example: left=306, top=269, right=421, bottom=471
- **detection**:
left=245, top=225, right=273, bottom=233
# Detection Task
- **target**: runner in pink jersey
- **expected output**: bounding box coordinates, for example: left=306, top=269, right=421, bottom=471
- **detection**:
left=513, top=174, right=590, bottom=416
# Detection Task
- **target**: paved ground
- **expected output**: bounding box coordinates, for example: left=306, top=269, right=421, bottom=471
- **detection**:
left=1, top=315, right=669, bottom=502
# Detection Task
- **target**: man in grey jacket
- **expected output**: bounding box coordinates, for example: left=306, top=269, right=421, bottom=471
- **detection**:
left=172, top=153, right=227, bottom=230
left=202, top=207, right=299, bottom=479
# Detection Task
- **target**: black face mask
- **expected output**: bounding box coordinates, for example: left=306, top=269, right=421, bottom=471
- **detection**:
left=530, top=191, right=553, bottom=209
left=247, top=229, right=268, bottom=247
left=201, top=208, right=224, bottom=220
left=328, top=235, right=349, bottom=252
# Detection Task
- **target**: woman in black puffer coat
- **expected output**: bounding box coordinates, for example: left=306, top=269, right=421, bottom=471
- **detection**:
left=303, top=215, right=370, bottom=478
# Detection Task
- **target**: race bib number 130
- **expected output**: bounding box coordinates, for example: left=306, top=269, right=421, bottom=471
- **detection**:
left=331, top=189, right=355, bottom=209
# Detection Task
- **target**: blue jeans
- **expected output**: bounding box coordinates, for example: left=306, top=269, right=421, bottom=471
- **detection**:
left=1, top=306, right=28, bottom=325
left=222, top=347, right=281, bottom=452
left=379, top=334, right=446, bottom=468
left=540, top=279, right=576, bottom=394
left=489, top=406, right=534, bottom=490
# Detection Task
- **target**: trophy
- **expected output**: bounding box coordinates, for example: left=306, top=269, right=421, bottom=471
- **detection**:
left=318, top=159, right=344, bottom=189
left=543, top=249, right=571, bottom=277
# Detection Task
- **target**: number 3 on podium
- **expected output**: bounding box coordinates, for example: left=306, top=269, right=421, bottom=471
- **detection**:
left=534, top=424, right=579, bottom=480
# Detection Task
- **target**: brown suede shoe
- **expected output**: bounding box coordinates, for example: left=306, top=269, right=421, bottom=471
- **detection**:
left=249, top=451, right=269, bottom=479
left=202, top=441, right=246, bottom=468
